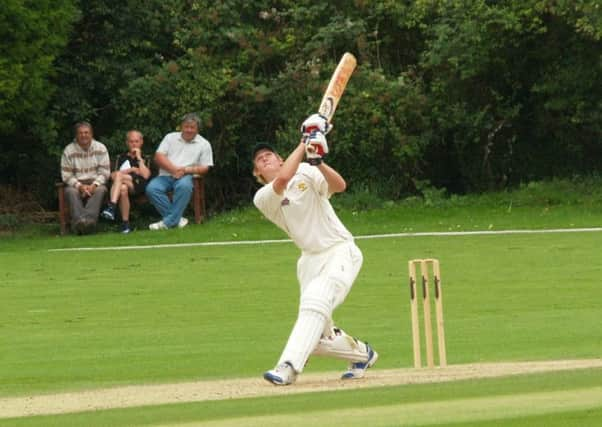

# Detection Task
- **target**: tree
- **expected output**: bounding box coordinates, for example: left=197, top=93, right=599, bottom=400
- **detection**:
left=418, top=0, right=602, bottom=191
left=4, top=0, right=602, bottom=211
left=0, top=0, right=77, bottom=188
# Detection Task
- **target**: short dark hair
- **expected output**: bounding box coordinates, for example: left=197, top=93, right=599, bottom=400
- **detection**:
left=252, top=142, right=276, bottom=161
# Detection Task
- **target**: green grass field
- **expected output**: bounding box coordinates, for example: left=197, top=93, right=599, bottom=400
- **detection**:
left=1, top=179, right=602, bottom=426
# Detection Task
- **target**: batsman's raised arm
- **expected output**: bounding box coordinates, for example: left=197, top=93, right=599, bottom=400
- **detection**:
left=272, top=141, right=306, bottom=195
left=316, top=162, right=346, bottom=194
left=301, top=126, right=345, bottom=194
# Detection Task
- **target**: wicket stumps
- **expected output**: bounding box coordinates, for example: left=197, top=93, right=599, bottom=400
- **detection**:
left=408, top=258, right=447, bottom=368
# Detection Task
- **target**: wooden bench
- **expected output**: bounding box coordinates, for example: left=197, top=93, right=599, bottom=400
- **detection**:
left=57, top=175, right=206, bottom=235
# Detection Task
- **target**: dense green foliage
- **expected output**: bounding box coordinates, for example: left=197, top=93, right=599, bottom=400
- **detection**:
left=1, top=1, right=601, bottom=210
left=0, top=0, right=77, bottom=188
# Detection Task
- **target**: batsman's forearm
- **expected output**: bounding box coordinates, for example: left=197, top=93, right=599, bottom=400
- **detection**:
left=318, top=163, right=346, bottom=194
left=273, top=142, right=305, bottom=194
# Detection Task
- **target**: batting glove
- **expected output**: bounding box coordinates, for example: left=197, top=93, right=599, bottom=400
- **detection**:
left=305, top=131, right=328, bottom=165
left=300, top=113, right=332, bottom=135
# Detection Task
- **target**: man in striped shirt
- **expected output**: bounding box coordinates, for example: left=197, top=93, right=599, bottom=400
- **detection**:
left=60, top=122, right=110, bottom=234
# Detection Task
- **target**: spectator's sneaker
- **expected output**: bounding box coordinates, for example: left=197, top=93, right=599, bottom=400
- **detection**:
left=178, top=217, right=189, bottom=228
left=101, top=205, right=116, bottom=221
left=341, top=344, right=378, bottom=380
left=149, top=220, right=167, bottom=230
left=263, top=361, right=297, bottom=386
left=121, top=223, right=132, bottom=234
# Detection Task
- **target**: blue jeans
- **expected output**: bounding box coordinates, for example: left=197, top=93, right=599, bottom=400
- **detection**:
left=145, top=175, right=193, bottom=227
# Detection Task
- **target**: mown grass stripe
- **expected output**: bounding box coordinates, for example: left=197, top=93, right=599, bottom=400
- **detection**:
left=152, top=386, right=602, bottom=427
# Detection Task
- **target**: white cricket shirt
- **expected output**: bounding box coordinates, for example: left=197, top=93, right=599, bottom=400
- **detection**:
left=254, top=163, right=353, bottom=254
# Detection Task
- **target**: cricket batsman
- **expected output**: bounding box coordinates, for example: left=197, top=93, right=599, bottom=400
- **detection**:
left=252, top=114, right=378, bottom=385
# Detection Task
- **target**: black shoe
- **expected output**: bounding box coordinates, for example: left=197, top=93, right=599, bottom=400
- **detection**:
left=101, top=205, right=116, bottom=221
left=121, top=222, right=132, bottom=234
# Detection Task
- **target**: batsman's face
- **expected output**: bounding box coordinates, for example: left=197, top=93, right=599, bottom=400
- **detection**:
left=254, top=149, right=281, bottom=178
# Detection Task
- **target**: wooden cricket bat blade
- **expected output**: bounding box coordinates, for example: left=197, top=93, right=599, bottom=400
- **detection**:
left=318, top=53, right=357, bottom=122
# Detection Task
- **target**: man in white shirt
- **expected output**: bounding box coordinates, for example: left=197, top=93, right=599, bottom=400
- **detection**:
left=146, top=113, right=213, bottom=230
left=252, top=114, right=378, bottom=385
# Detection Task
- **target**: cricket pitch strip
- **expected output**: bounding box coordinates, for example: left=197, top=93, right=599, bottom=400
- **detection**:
left=2, top=358, right=602, bottom=419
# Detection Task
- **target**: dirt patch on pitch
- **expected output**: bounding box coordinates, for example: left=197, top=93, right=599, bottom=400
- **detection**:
left=2, top=358, right=602, bottom=419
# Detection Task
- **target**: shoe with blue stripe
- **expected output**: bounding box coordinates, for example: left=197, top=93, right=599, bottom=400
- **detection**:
left=263, top=361, right=297, bottom=385
left=341, top=344, right=378, bottom=379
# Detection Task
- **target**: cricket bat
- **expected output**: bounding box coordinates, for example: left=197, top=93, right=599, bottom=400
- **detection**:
left=317, top=52, right=357, bottom=123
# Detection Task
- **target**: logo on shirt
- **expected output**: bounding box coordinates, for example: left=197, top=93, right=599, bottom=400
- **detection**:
left=297, top=182, right=308, bottom=192
left=281, top=198, right=290, bottom=206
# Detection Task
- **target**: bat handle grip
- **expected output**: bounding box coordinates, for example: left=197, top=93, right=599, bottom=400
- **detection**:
left=302, top=125, right=320, bottom=135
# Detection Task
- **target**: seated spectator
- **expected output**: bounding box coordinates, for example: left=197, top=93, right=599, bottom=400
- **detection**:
left=60, top=122, right=110, bottom=234
left=101, top=130, right=151, bottom=233
left=146, top=113, right=213, bottom=230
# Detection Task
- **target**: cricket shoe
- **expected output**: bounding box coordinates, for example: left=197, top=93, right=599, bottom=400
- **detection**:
left=341, top=344, right=378, bottom=379
left=149, top=220, right=167, bottom=230
left=263, top=361, right=297, bottom=386
left=178, top=217, right=189, bottom=228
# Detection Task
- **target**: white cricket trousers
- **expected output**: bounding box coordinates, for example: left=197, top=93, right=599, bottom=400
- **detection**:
left=277, top=241, right=363, bottom=371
